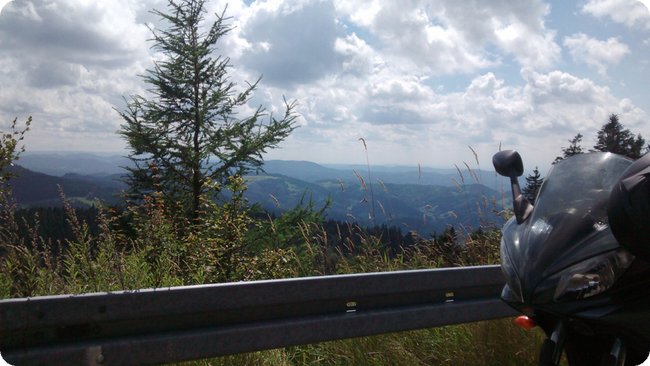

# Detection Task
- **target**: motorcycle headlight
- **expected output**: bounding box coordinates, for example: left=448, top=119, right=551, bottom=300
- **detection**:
left=552, top=249, right=634, bottom=302
left=500, top=237, right=524, bottom=303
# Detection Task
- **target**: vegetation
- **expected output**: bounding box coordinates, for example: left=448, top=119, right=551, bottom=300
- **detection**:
left=0, top=117, right=30, bottom=195
left=1, top=0, right=648, bottom=362
left=198, top=320, right=543, bottom=366
left=522, top=166, right=543, bottom=203
left=0, top=117, right=541, bottom=364
left=554, top=133, right=584, bottom=164
left=555, top=114, right=647, bottom=163
left=7, top=0, right=648, bottom=363
left=1, top=117, right=31, bottom=266
left=0, top=191, right=542, bottom=364
left=119, top=0, right=297, bottom=221
left=593, top=114, right=646, bottom=159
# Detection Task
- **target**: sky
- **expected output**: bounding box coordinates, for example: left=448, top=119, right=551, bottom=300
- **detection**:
left=0, top=0, right=649, bottom=173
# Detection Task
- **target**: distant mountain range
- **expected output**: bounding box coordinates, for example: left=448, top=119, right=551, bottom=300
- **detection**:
left=19, top=152, right=507, bottom=190
left=7, top=152, right=509, bottom=234
left=18, top=153, right=132, bottom=177
left=246, top=174, right=506, bottom=234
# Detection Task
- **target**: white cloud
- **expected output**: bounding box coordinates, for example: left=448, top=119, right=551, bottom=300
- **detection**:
left=0, top=0, right=156, bottom=150
left=641, top=0, right=650, bottom=11
left=271, top=62, right=647, bottom=169
left=0, top=0, right=647, bottom=170
left=563, top=33, right=630, bottom=75
left=582, top=0, right=650, bottom=29
left=332, top=0, right=560, bottom=73
left=0, top=1, right=151, bottom=64
left=334, top=33, right=381, bottom=77
left=0, top=1, right=12, bottom=12
left=236, top=1, right=344, bottom=87
left=520, top=69, right=644, bottom=131
left=225, top=0, right=559, bottom=94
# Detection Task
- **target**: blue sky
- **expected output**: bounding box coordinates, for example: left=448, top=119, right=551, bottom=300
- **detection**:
left=0, top=0, right=649, bottom=173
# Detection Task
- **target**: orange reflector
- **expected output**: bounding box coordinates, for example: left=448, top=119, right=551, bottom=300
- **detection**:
left=514, top=315, right=537, bottom=330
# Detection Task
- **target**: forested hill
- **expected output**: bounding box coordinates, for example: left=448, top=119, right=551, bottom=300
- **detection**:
left=8, top=154, right=507, bottom=234
left=3, top=165, right=125, bottom=207
left=246, top=174, right=505, bottom=235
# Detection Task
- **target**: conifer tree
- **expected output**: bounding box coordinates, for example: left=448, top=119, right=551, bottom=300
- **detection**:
left=553, top=133, right=584, bottom=164
left=522, top=166, right=544, bottom=203
left=592, top=114, right=645, bottom=159
left=119, top=0, right=297, bottom=220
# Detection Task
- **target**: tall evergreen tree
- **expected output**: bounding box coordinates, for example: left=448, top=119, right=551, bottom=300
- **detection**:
left=522, top=166, right=544, bottom=203
left=592, top=114, right=645, bottom=159
left=119, top=0, right=297, bottom=220
left=553, top=133, right=584, bottom=164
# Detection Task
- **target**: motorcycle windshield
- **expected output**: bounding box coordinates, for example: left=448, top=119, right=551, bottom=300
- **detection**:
left=501, top=153, right=632, bottom=301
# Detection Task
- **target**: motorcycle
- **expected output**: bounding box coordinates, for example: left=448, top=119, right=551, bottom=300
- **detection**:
left=492, top=150, right=650, bottom=366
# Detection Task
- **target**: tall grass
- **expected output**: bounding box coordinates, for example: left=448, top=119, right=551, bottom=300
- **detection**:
left=0, top=140, right=543, bottom=364
left=178, top=320, right=544, bottom=366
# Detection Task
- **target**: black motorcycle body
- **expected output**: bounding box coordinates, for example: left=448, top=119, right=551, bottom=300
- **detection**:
left=494, top=151, right=650, bottom=366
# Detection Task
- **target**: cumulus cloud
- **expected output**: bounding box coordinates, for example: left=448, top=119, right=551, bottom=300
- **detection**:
left=0, top=0, right=647, bottom=169
left=582, top=0, right=650, bottom=29
left=288, top=62, right=644, bottom=145
left=0, top=0, right=150, bottom=66
left=238, top=1, right=343, bottom=87
left=0, top=0, right=156, bottom=150
left=563, top=33, right=630, bottom=75
left=272, top=63, right=646, bottom=169
left=334, top=34, right=378, bottom=77
left=332, top=0, right=560, bottom=73
left=520, top=69, right=643, bottom=131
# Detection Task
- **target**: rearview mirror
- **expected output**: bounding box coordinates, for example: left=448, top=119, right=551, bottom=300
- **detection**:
left=492, top=150, right=532, bottom=224
left=493, top=150, right=524, bottom=178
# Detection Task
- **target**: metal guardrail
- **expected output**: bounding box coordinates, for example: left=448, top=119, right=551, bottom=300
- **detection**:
left=0, top=265, right=516, bottom=365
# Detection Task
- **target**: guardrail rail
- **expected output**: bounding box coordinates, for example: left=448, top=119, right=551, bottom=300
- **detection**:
left=0, top=265, right=516, bottom=365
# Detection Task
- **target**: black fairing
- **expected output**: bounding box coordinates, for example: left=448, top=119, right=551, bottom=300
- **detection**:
left=608, top=153, right=650, bottom=260
left=500, top=153, right=633, bottom=305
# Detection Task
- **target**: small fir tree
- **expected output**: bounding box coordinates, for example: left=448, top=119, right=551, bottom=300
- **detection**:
left=553, top=133, right=584, bottom=164
left=522, top=166, right=544, bottom=203
left=119, top=0, right=297, bottom=220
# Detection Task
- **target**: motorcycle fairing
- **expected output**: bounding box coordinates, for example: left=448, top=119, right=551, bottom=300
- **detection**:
left=500, top=153, right=633, bottom=305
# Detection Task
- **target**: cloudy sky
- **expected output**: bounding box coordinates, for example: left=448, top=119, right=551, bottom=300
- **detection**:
left=1, top=0, right=649, bottom=172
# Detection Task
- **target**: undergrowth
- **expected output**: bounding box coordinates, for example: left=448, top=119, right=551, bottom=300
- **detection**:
left=0, top=124, right=541, bottom=364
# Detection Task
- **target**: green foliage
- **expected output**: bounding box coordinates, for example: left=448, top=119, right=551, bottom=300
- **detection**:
left=0, top=116, right=30, bottom=178
left=593, top=114, right=646, bottom=159
left=522, top=166, right=544, bottom=203
left=179, top=319, right=543, bottom=366
left=1, top=117, right=31, bottom=245
left=554, top=133, right=584, bottom=164
left=119, top=0, right=297, bottom=220
left=555, top=114, right=647, bottom=165
left=0, top=117, right=533, bottom=363
left=0, top=191, right=538, bottom=365
left=183, top=175, right=304, bottom=283
left=0, top=179, right=306, bottom=296
left=284, top=320, right=543, bottom=366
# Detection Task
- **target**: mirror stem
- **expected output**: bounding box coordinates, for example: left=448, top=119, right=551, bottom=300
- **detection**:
left=511, top=176, right=533, bottom=224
